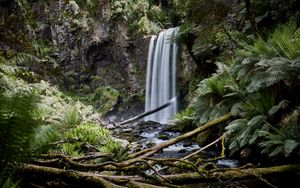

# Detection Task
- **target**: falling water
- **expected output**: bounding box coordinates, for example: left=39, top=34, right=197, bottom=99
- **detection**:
left=145, top=28, right=179, bottom=124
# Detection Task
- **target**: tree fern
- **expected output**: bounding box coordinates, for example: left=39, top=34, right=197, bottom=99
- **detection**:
left=192, top=63, right=240, bottom=125
left=225, top=114, right=272, bottom=156
left=172, top=108, right=195, bottom=131
left=232, top=21, right=300, bottom=93
left=245, top=58, right=300, bottom=93
left=259, top=107, right=300, bottom=158
left=224, top=89, right=288, bottom=156
left=238, top=21, right=300, bottom=60
left=0, top=72, right=40, bottom=186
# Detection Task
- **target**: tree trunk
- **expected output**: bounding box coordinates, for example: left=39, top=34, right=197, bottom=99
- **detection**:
left=118, top=97, right=177, bottom=125
left=244, top=0, right=261, bottom=38
left=164, top=163, right=300, bottom=183
left=21, top=164, right=126, bottom=188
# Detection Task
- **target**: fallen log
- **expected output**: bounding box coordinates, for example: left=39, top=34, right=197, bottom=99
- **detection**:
left=21, top=164, right=126, bottom=188
left=118, top=96, right=177, bottom=126
left=163, top=163, right=300, bottom=184
left=33, top=155, right=150, bottom=171
left=21, top=164, right=171, bottom=188
left=127, top=180, right=169, bottom=188
left=128, top=113, right=232, bottom=158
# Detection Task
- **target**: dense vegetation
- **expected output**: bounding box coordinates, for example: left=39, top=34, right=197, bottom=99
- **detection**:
left=1, top=0, right=300, bottom=187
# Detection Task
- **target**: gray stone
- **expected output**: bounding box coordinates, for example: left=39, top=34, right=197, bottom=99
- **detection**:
left=114, top=138, right=130, bottom=148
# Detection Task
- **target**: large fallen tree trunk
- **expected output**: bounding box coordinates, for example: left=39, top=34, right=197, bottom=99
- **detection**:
left=21, top=163, right=300, bottom=187
left=128, top=113, right=232, bottom=158
left=118, top=96, right=177, bottom=126
left=163, top=163, right=300, bottom=184
left=21, top=164, right=126, bottom=188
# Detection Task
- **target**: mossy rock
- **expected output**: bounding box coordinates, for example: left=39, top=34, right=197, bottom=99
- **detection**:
left=158, top=133, right=169, bottom=140
left=195, top=129, right=214, bottom=146
left=92, top=86, right=120, bottom=115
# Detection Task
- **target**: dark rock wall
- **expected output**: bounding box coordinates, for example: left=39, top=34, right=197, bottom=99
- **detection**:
left=34, top=0, right=148, bottom=94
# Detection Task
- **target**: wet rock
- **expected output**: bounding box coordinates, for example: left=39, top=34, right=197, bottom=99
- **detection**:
left=106, top=124, right=115, bottom=129
left=129, top=142, right=142, bottom=153
left=178, top=149, right=187, bottom=153
left=158, top=134, right=169, bottom=140
left=146, top=142, right=156, bottom=148
left=114, top=138, right=130, bottom=148
left=183, top=142, right=193, bottom=147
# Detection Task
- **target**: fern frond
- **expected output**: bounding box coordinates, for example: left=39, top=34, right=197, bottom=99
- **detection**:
left=246, top=58, right=300, bottom=93
left=31, top=125, right=61, bottom=153
left=0, top=73, right=40, bottom=185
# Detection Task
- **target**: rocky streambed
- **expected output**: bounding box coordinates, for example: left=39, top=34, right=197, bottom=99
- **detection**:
left=111, top=120, right=240, bottom=168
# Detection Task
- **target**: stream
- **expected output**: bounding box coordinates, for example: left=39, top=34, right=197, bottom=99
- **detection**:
left=114, top=120, right=240, bottom=168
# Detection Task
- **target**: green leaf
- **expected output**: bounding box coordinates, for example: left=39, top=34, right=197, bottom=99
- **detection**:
left=268, top=100, right=289, bottom=116
left=247, top=115, right=266, bottom=127
left=270, top=145, right=284, bottom=157
left=284, top=140, right=299, bottom=157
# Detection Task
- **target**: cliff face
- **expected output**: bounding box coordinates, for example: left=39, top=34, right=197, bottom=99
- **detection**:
left=29, top=0, right=152, bottom=120
left=33, top=0, right=148, bottom=95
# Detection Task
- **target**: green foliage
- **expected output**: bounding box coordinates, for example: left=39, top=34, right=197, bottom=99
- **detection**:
left=1, top=178, right=20, bottom=188
left=25, top=81, right=124, bottom=159
left=63, top=105, right=81, bottom=127
left=225, top=88, right=290, bottom=156
left=61, top=123, right=110, bottom=156
left=64, top=123, right=110, bottom=144
left=31, top=125, right=60, bottom=153
left=101, top=139, right=126, bottom=162
left=190, top=21, right=300, bottom=160
left=231, top=22, right=300, bottom=93
left=239, top=21, right=300, bottom=60
left=192, top=63, right=239, bottom=125
left=251, top=0, right=300, bottom=25
left=259, top=107, right=300, bottom=158
left=172, top=108, right=195, bottom=131
left=0, top=69, right=40, bottom=186
left=111, top=0, right=161, bottom=35
left=233, top=57, right=300, bottom=94
left=225, top=116, right=272, bottom=156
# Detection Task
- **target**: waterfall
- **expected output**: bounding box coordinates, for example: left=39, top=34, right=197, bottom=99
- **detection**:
left=145, top=28, right=179, bottom=124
